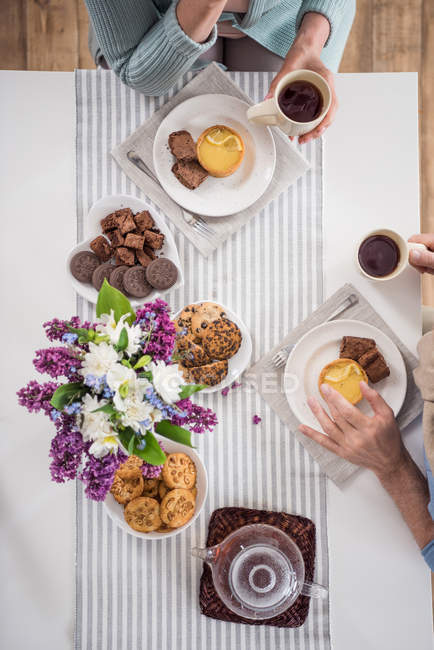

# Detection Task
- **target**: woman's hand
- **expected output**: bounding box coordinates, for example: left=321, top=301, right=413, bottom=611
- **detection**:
left=266, top=13, right=337, bottom=144
left=408, top=233, right=434, bottom=275
left=299, top=382, right=406, bottom=480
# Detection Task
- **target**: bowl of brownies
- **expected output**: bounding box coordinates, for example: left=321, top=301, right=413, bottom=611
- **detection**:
left=67, top=194, right=183, bottom=305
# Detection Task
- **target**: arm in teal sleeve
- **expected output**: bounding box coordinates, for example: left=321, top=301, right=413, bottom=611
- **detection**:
left=85, top=1, right=217, bottom=95
left=296, top=0, right=356, bottom=45
left=238, top=0, right=281, bottom=29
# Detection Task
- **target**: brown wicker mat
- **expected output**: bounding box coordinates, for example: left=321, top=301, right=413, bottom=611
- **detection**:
left=199, top=507, right=316, bottom=628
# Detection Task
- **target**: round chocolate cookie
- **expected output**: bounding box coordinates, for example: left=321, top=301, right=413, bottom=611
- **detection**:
left=92, top=262, right=114, bottom=291
left=109, top=265, right=129, bottom=294
left=123, top=265, right=153, bottom=298
left=70, top=251, right=100, bottom=283
left=146, top=258, right=178, bottom=290
left=203, top=318, right=242, bottom=361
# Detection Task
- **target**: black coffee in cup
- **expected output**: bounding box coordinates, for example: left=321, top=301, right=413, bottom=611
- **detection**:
left=277, top=81, right=323, bottom=123
left=358, top=235, right=400, bottom=277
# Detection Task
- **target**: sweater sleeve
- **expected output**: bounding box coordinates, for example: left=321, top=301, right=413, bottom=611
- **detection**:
left=85, top=0, right=217, bottom=95
left=295, top=0, right=354, bottom=46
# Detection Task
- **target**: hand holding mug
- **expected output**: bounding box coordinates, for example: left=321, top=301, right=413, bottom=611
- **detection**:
left=408, top=233, right=434, bottom=275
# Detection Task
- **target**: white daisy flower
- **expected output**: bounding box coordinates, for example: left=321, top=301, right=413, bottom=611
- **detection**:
left=79, top=341, right=119, bottom=378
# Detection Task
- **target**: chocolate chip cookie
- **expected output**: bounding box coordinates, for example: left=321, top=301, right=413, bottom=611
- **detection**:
left=173, top=304, right=198, bottom=335
left=160, top=488, right=195, bottom=528
left=191, top=302, right=227, bottom=338
left=174, top=335, right=211, bottom=368
left=180, top=359, right=228, bottom=386
left=202, top=318, right=242, bottom=360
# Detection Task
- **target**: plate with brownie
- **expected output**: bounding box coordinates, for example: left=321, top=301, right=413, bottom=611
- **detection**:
left=283, top=320, right=407, bottom=429
left=67, top=194, right=183, bottom=305
left=172, top=301, right=252, bottom=393
left=153, top=94, right=276, bottom=217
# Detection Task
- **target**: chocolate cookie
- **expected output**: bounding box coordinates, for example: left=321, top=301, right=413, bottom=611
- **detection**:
left=191, top=302, right=227, bottom=338
left=203, top=318, right=242, bottom=360
left=70, top=251, right=100, bottom=283
left=109, top=265, right=129, bottom=294
left=180, top=359, right=228, bottom=386
left=123, top=265, right=153, bottom=298
left=92, top=262, right=114, bottom=291
left=146, top=258, right=178, bottom=290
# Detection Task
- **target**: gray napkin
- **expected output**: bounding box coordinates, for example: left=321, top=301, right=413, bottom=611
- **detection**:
left=245, top=283, right=424, bottom=486
left=111, top=63, right=310, bottom=257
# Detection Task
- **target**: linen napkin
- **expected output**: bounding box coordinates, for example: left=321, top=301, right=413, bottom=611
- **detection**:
left=111, top=63, right=310, bottom=257
left=245, top=283, right=424, bottom=486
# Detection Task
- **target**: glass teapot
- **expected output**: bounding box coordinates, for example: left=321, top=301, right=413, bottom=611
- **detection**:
left=192, top=523, right=327, bottom=620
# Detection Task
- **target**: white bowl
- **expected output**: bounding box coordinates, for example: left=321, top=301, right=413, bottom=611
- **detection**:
left=173, top=300, right=252, bottom=394
left=66, top=194, right=183, bottom=306
left=103, top=437, right=208, bottom=540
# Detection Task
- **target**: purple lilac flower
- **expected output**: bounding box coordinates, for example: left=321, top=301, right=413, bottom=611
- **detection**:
left=33, top=347, right=82, bottom=380
left=17, top=380, right=59, bottom=416
left=231, top=381, right=242, bottom=390
left=43, top=317, right=91, bottom=342
left=221, top=387, right=230, bottom=397
left=135, top=299, right=176, bottom=362
left=80, top=443, right=127, bottom=501
left=49, top=430, right=84, bottom=483
left=253, top=415, right=262, bottom=425
left=140, top=441, right=165, bottom=479
left=172, top=398, right=218, bottom=434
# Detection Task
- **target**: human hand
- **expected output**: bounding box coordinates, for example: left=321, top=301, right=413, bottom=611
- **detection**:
left=408, top=233, right=434, bottom=275
left=265, top=13, right=337, bottom=144
left=298, top=382, right=406, bottom=479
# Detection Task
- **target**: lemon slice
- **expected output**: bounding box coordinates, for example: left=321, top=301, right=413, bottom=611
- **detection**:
left=205, top=128, right=228, bottom=145
left=223, top=135, right=243, bottom=152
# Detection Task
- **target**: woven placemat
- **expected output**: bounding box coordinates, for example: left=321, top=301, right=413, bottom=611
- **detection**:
left=199, top=507, right=316, bottom=628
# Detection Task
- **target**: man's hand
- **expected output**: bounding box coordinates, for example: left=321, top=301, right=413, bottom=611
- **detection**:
left=299, top=381, right=406, bottom=479
left=408, top=233, right=434, bottom=275
left=266, top=13, right=337, bottom=144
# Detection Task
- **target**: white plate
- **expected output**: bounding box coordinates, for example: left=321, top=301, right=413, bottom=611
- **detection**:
left=173, top=301, right=252, bottom=394
left=153, top=94, right=276, bottom=217
left=104, top=437, right=208, bottom=540
left=66, top=194, right=183, bottom=306
left=284, top=319, right=407, bottom=429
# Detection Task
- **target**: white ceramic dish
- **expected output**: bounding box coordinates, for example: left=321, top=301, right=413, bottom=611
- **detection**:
left=104, top=437, right=208, bottom=540
left=153, top=94, right=276, bottom=217
left=173, top=300, right=252, bottom=394
left=66, top=194, right=183, bottom=306
left=284, top=319, right=407, bottom=429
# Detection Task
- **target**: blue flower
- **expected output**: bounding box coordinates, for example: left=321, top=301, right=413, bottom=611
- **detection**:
left=64, top=401, right=82, bottom=415
left=62, top=333, right=78, bottom=345
left=50, top=408, right=60, bottom=422
left=136, top=438, right=147, bottom=450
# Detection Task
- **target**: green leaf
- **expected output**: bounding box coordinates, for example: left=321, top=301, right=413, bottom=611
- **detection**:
left=118, top=428, right=166, bottom=465
left=121, top=359, right=132, bottom=368
left=178, top=384, right=207, bottom=400
left=133, top=354, right=152, bottom=370
left=116, top=327, right=128, bottom=352
left=67, top=326, right=96, bottom=341
left=96, top=278, right=136, bottom=326
left=127, top=435, right=135, bottom=455
left=50, top=383, right=87, bottom=410
left=92, top=403, right=117, bottom=416
left=155, top=420, right=194, bottom=448
left=119, top=382, right=129, bottom=399
left=138, top=371, right=152, bottom=380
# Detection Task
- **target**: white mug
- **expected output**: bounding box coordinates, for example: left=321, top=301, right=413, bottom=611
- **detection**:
left=355, top=228, right=427, bottom=282
left=246, top=69, right=331, bottom=137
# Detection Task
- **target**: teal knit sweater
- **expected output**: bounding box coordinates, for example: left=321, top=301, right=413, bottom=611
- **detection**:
left=85, top=0, right=355, bottom=94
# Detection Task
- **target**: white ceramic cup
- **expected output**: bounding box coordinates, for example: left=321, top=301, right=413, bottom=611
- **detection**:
left=355, top=228, right=427, bottom=281
left=246, top=69, right=331, bottom=137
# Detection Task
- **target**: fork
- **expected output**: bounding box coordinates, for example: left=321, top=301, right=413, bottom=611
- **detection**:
left=126, top=150, right=216, bottom=241
left=271, top=293, right=359, bottom=368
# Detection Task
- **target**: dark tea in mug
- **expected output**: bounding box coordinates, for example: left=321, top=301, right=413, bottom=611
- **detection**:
left=358, top=235, right=400, bottom=278
left=277, top=80, right=323, bottom=123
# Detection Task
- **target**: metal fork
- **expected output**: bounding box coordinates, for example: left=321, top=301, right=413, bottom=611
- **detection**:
left=271, top=293, right=359, bottom=368
left=126, top=150, right=216, bottom=241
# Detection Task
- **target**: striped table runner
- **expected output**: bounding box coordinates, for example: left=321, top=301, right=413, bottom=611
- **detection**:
left=75, top=69, right=329, bottom=650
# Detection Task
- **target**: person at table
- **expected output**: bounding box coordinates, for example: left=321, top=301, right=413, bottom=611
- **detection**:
left=300, top=234, right=434, bottom=571
left=85, top=0, right=355, bottom=143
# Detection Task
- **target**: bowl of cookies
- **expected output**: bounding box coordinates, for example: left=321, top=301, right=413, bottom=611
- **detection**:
left=104, top=439, right=207, bottom=540
left=67, top=194, right=183, bottom=306
left=172, top=300, right=252, bottom=393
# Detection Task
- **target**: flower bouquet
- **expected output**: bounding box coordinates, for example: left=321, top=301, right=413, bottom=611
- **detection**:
left=17, top=281, right=217, bottom=501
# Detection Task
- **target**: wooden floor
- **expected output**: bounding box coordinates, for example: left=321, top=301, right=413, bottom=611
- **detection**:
left=1, top=0, right=433, bottom=305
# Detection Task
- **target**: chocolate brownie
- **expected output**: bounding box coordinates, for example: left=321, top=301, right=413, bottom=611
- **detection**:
left=109, top=265, right=129, bottom=294
left=168, top=130, right=197, bottom=162
left=123, top=266, right=153, bottom=298
left=339, top=336, right=376, bottom=361
left=172, top=160, right=208, bottom=190
left=175, top=336, right=211, bottom=368
left=124, top=233, right=145, bottom=250
left=202, top=318, right=242, bottom=361
left=144, top=230, right=165, bottom=250
left=92, top=263, right=114, bottom=291
left=100, top=212, right=118, bottom=232
left=146, top=258, right=178, bottom=290
left=358, top=348, right=390, bottom=383
left=115, top=247, right=135, bottom=266
left=136, top=248, right=153, bottom=267
left=117, top=209, right=136, bottom=235
left=134, top=210, right=154, bottom=232
left=90, top=235, right=113, bottom=262
left=144, top=245, right=157, bottom=260
left=107, top=228, right=125, bottom=248
left=180, top=360, right=228, bottom=386
left=70, top=251, right=100, bottom=283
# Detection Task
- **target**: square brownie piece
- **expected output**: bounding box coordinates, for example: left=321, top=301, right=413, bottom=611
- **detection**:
left=107, top=228, right=125, bottom=248
left=90, top=235, right=113, bottom=262
left=339, top=336, right=376, bottom=361
left=124, top=233, right=146, bottom=250
left=117, top=211, right=137, bottom=235
left=358, top=348, right=390, bottom=383
left=136, top=248, right=153, bottom=267
left=144, top=230, right=165, bottom=250
left=143, top=245, right=156, bottom=260
left=134, top=210, right=154, bottom=232
left=100, top=212, right=118, bottom=232
left=115, top=247, right=135, bottom=266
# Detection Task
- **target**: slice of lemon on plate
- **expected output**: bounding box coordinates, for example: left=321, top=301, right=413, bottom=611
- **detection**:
left=223, top=135, right=242, bottom=152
